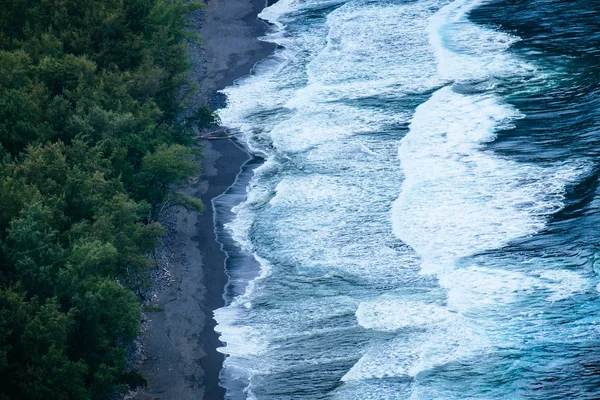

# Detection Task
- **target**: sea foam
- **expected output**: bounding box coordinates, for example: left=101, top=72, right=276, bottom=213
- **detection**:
left=214, top=0, right=592, bottom=397
left=368, top=0, right=586, bottom=384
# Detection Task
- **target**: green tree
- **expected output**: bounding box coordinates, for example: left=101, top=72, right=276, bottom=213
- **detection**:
left=135, top=144, right=202, bottom=221
left=0, top=0, right=208, bottom=397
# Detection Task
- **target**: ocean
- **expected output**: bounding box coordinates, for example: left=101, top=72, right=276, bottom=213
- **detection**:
left=214, top=0, right=600, bottom=398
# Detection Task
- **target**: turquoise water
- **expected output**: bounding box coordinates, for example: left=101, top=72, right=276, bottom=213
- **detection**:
left=215, top=0, right=600, bottom=398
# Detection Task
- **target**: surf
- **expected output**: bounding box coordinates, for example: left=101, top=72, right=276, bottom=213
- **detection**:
left=213, top=0, right=599, bottom=398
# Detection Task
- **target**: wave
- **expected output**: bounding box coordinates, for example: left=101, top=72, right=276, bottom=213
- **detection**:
left=213, top=0, right=595, bottom=398
left=392, top=87, right=584, bottom=273
left=361, top=0, right=588, bottom=387
left=393, top=0, right=586, bottom=272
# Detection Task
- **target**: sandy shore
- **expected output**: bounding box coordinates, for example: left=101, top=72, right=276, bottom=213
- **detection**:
left=200, top=0, right=276, bottom=106
left=134, top=0, right=274, bottom=398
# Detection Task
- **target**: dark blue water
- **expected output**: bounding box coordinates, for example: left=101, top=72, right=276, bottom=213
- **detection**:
left=215, top=0, right=600, bottom=398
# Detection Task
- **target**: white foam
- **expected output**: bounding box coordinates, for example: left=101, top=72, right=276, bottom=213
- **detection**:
left=258, top=0, right=296, bottom=29
left=214, top=253, right=272, bottom=357
left=303, top=0, right=444, bottom=98
left=349, top=263, right=593, bottom=383
left=225, top=158, right=280, bottom=252
left=428, top=0, right=535, bottom=81
left=262, top=172, right=419, bottom=280
left=440, top=266, right=539, bottom=311
left=344, top=316, right=489, bottom=380
left=391, top=0, right=584, bottom=268
left=214, top=305, right=268, bottom=357
left=537, top=269, right=590, bottom=301
left=393, top=87, right=582, bottom=272
left=356, top=299, right=453, bottom=332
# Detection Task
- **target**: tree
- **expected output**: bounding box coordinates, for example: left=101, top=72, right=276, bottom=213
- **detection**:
left=0, top=0, right=206, bottom=397
left=135, top=144, right=202, bottom=221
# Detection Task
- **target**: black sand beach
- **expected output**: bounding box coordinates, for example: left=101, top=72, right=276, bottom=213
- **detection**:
left=134, top=0, right=274, bottom=398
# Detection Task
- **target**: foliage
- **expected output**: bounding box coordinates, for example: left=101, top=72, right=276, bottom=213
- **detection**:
left=0, top=0, right=212, bottom=398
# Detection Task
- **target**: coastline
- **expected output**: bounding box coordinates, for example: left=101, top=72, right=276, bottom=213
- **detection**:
left=134, top=0, right=274, bottom=398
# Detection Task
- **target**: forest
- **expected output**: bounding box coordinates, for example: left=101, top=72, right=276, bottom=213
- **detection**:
left=0, top=0, right=210, bottom=398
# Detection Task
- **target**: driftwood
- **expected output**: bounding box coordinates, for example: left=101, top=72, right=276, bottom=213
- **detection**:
left=197, top=127, right=240, bottom=140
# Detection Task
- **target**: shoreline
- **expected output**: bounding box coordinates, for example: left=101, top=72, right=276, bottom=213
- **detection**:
left=134, top=0, right=274, bottom=397
left=212, top=149, right=265, bottom=399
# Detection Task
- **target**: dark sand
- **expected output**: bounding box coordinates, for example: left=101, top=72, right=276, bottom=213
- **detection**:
left=134, top=0, right=274, bottom=398
left=199, top=0, right=276, bottom=103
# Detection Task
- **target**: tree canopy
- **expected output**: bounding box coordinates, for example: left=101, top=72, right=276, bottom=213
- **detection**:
left=0, top=0, right=208, bottom=398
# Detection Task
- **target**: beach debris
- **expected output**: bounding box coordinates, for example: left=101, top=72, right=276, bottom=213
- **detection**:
left=197, top=127, right=240, bottom=140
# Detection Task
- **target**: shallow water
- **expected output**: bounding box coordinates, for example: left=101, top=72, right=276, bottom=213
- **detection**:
left=215, top=0, right=600, bottom=398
